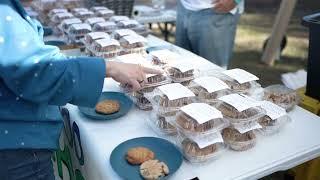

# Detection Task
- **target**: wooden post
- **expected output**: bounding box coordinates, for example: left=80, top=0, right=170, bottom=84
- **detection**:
left=261, top=0, right=298, bottom=66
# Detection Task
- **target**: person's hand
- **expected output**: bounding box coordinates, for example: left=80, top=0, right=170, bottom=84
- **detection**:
left=105, top=61, right=163, bottom=91
left=213, top=0, right=237, bottom=13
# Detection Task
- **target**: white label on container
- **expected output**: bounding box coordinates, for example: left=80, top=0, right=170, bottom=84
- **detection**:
left=192, top=132, right=224, bottom=149
left=116, top=53, right=148, bottom=64
left=234, top=121, right=262, bottom=134
left=193, top=76, right=229, bottom=93
left=181, top=103, right=223, bottom=124
left=218, top=94, right=261, bottom=112
left=88, top=32, right=110, bottom=40
left=115, top=29, right=136, bottom=37
left=120, top=20, right=139, bottom=26
left=157, top=83, right=195, bottom=100
left=72, top=23, right=91, bottom=31
left=111, top=16, right=129, bottom=22
left=98, top=9, right=114, bottom=15
left=73, top=8, right=88, bottom=12
left=96, top=39, right=120, bottom=47
left=78, top=11, right=94, bottom=16
left=169, top=61, right=194, bottom=73
left=63, top=18, right=82, bottom=25
left=51, top=9, right=67, bottom=13
left=123, top=35, right=147, bottom=44
left=97, top=21, right=116, bottom=27
left=150, top=49, right=179, bottom=64
left=260, top=101, right=287, bottom=120
left=56, top=13, right=73, bottom=18
left=86, top=17, right=105, bottom=25
left=223, top=68, right=259, bottom=84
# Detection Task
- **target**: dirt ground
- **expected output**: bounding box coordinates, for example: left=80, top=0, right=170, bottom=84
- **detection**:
left=137, top=0, right=319, bottom=87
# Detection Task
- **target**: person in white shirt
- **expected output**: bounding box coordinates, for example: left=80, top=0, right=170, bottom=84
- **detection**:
left=176, top=0, right=244, bottom=69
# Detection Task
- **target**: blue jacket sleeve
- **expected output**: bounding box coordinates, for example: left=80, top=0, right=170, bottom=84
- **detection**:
left=0, top=4, right=106, bottom=107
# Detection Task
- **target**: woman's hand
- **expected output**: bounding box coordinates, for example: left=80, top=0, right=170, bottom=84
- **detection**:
left=105, top=61, right=163, bottom=91
left=213, top=0, right=237, bottom=13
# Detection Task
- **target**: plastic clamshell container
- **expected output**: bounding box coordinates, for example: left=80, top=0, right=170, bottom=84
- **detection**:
left=215, top=102, right=265, bottom=127
left=51, top=12, right=74, bottom=24
left=145, top=84, right=196, bottom=116
left=175, top=111, right=229, bottom=138
left=90, top=6, right=109, bottom=12
left=84, top=32, right=110, bottom=45
left=130, top=91, right=153, bottom=111
left=85, top=17, right=106, bottom=26
left=176, top=133, right=226, bottom=163
left=95, top=9, right=114, bottom=19
left=149, top=112, right=177, bottom=136
left=93, top=21, right=117, bottom=33
left=222, top=128, right=256, bottom=151
left=110, top=16, right=130, bottom=23
left=60, top=18, right=82, bottom=32
left=188, top=81, right=231, bottom=105
left=117, top=20, right=140, bottom=29
left=165, top=66, right=198, bottom=83
left=263, top=84, right=300, bottom=112
left=67, top=23, right=92, bottom=37
left=112, top=29, right=137, bottom=40
left=257, top=115, right=291, bottom=136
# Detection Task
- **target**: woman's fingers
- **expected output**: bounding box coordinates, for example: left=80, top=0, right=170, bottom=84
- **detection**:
left=142, top=66, right=163, bottom=75
left=129, top=79, right=141, bottom=91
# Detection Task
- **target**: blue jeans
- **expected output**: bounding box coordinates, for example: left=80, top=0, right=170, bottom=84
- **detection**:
left=176, top=1, right=240, bottom=68
left=0, top=149, right=55, bottom=180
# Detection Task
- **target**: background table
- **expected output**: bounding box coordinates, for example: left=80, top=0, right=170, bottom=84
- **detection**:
left=52, top=36, right=320, bottom=180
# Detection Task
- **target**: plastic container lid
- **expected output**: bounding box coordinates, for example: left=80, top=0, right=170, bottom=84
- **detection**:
left=263, top=84, right=299, bottom=112
left=176, top=133, right=226, bottom=163
left=149, top=112, right=177, bottom=136
left=222, top=128, right=256, bottom=151
left=175, top=111, right=228, bottom=137
left=145, top=83, right=196, bottom=116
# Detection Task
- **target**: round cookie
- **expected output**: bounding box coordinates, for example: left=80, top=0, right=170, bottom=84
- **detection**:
left=95, top=100, right=120, bottom=115
left=140, top=159, right=169, bottom=180
left=126, top=147, right=155, bottom=165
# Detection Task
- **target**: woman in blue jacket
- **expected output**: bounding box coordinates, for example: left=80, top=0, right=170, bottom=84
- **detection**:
left=0, top=0, right=160, bottom=179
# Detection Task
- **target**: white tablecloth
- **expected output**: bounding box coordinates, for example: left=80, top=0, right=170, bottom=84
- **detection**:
left=53, top=36, right=320, bottom=180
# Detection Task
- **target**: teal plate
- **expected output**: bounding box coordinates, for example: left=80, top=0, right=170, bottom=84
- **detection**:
left=110, top=137, right=183, bottom=180
left=78, top=92, right=133, bottom=120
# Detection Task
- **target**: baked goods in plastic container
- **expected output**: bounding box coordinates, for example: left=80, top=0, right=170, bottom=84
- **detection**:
left=189, top=76, right=231, bottom=105
left=91, top=38, right=121, bottom=58
left=145, top=83, right=196, bottom=116
left=85, top=17, right=106, bottom=26
left=117, top=20, right=140, bottom=29
left=257, top=101, right=291, bottom=135
left=131, top=91, right=153, bottom=111
left=110, top=16, right=130, bottom=23
left=84, top=32, right=110, bottom=45
left=175, top=103, right=228, bottom=138
left=176, top=133, right=226, bottom=163
left=95, top=9, right=114, bottom=19
left=71, top=8, right=89, bottom=14
left=165, top=61, right=197, bottom=83
left=149, top=49, right=179, bottom=66
left=51, top=12, right=74, bottom=24
left=60, top=18, right=82, bottom=32
left=74, top=10, right=94, bottom=20
left=216, top=94, right=265, bottom=126
left=222, top=128, right=256, bottom=151
left=119, top=34, right=147, bottom=55
left=112, top=29, right=137, bottom=40
left=90, top=6, right=109, bottom=12
left=92, top=21, right=117, bottom=33
left=217, top=68, right=262, bottom=95
left=149, top=112, right=177, bottom=136
left=263, top=84, right=299, bottom=112
left=48, top=8, right=68, bottom=18
left=67, top=23, right=92, bottom=37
